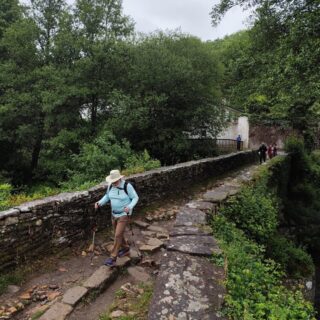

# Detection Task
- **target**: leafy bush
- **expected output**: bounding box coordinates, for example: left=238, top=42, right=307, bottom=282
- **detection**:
left=221, top=187, right=278, bottom=242
left=284, top=136, right=305, bottom=154
left=63, top=129, right=161, bottom=188
left=65, top=129, right=133, bottom=185
left=212, top=216, right=316, bottom=319
left=283, top=138, right=320, bottom=254
left=266, top=235, right=314, bottom=278
left=0, top=129, right=161, bottom=209
left=123, top=150, right=161, bottom=175
left=0, top=183, right=12, bottom=210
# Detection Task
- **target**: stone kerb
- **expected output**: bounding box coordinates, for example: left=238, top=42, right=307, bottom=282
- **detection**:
left=0, top=151, right=257, bottom=271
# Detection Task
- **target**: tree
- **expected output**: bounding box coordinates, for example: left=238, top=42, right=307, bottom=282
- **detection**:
left=210, top=0, right=320, bottom=144
left=0, top=0, right=77, bottom=184
left=73, top=0, right=134, bottom=133
left=108, top=32, right=226, bottom=164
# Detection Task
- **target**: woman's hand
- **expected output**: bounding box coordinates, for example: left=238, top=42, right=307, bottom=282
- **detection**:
left=124, top=207, right=129, bottom=213
left=95, top=202, right=99, bottom=210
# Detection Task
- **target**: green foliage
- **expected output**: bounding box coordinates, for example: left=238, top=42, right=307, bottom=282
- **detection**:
left=0, top=183, right=12, bottom=210
left=0, top=272, right=23, bottom=295
left=211, top=0, right=320, bottom=144
left=100, top=282, right=153, bottom=320
left=0, top=0, right=226, bottom=191
left=284, top=136, right=305, bottom=154
left=107, top=33, right=226, bottom=164
left=65, top=129, right=132, bottom=185
left=219, top=155, right=315, bottom=280
left=212, top=216, right=316, bottom=319
left=123, top=150, right=161, bottom=175
left=266, top=235, right=314, bottom=278
left=282, top=138, right=320, bottom=254
left=62, top=129, right=160, bottom=189
left=30, top=310, right=46, bottom=320
left=221, top=186, right=278, bottom=242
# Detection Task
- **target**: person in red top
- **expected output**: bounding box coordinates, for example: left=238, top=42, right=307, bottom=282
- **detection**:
left=267, top=144, right=273, bottom=160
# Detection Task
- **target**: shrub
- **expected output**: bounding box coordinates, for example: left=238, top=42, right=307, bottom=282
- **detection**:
left=266, top=235, right=314, bottom=278
left=0, top=183, right=12, bottom=210
left=284, top=136, right=305, bottom=154
left=123, top=150, right=161, bottom=175
left=221, top=187, right=278, bottom=242
left=212, top=216, right=316, bottom=319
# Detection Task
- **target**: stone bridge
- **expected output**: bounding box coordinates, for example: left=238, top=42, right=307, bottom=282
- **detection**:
left=0, top=151, right=257, bottom=272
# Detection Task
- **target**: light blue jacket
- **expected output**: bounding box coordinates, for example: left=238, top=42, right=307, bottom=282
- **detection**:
left=98, top=179, right=139, bottom=218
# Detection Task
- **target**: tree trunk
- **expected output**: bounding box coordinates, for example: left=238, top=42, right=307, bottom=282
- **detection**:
left=27, top=122, right=44, bottom=184
left=91, top=97, right=98, bottom=134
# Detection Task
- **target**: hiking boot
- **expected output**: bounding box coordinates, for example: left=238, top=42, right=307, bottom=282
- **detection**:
left=118, top=247, right=130, bottom=258
left=104, top=256, right=117, bottom=267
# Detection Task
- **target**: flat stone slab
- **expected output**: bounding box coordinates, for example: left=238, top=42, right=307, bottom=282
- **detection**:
left=141, top=230, right=157, bottom=237
left=169, top=226, right=211, bottom=237
left=167, top=235, right=221, bottom=256
left=185, top=201, right=216, bottom=213
left=83, top=266, right=115, bottom=289
left=148, top=251, right=226, bottom=320
left=116, top=256, right=131, bottom=267
left=215, top=185, right=240, bottom=196
left=62, top=286, right=88, bottom=306
left=203, top=191, right=228, bottom=203
left=128, top=266, right=150, bottom=282
left=39, top=302, right=73, bottom=320
left=147, top=238, right=164, bottom=247
left=139, top=244, right=162, bottom=252
left=174, top=207, right=206, bottom=227
left=134, top=220, right=150, bottom=228
left=166, top=235, right=220, bottom=256
left=147, top=225, right=167, bottom=233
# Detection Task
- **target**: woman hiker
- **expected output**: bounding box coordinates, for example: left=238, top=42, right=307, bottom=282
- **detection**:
left=95, top=169, right=139, bottom=267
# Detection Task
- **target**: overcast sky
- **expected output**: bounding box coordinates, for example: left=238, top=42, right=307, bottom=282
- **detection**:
left=23, top=0, right=250, bottom=41
left=122, top=0, right=250, bottom=41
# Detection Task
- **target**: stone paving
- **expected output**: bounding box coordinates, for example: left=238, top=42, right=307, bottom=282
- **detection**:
left=39, top=256, right=131, bottom=320
left=148, top=167, right=256, bottom=320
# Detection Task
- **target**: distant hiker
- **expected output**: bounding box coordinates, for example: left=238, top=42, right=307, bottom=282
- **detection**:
left=273, top=143, right=278, bottom=157
left=95, top=169, right=139, bottom=267
left=236, top=134, right=242, bottom=151
left=267, top=144, right=273, bottom=160
left=258, top=143, right=267, bottom=164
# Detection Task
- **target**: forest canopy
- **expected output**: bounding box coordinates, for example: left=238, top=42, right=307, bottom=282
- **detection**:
left=0, top=0, right=226, bottom=195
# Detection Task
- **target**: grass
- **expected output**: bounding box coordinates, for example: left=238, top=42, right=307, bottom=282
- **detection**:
left=30, top=309, right=46, bottom=320
left=99, top=282, right=153, bottom=320
left=0, top=272, right=24, bottom=295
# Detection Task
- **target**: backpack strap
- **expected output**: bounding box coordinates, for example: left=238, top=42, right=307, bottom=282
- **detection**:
left=108, top=181, right=130, bottom=197
left=124, top=181, right=128, bottom=196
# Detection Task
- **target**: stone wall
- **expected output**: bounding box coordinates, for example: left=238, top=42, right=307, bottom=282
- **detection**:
left=249, top=125, right=296, bottom=150
left=0, top=151, right=257, bottom=271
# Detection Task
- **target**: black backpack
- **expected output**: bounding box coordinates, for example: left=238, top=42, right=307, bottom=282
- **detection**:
left=107, top=181, right=135, bottom=198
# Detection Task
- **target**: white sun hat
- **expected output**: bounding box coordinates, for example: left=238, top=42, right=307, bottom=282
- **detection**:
left=105, top=169, right=124, bottom=184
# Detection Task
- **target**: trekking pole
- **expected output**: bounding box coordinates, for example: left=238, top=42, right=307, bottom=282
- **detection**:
left=90, top=208, right=98, bottom=266
left=90, top=225, right=96, bottom=266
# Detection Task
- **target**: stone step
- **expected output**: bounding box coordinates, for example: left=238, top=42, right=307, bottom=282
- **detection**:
left=166, top=235, right=221, bottom=256
left=39, top=256, right=132, bottom=320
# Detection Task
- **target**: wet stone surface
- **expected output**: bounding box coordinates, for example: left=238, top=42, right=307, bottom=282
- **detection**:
left=169, top=226, right=211, bottom=237
left=148, top=251, right=226, bottom=320
left=166, top=235, right=220, bottom=256
left=185, top=201, right=217, bottom=213
left=174, top=207, right=206, bottom=226
left=203, top=191, right=228, bottom=203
